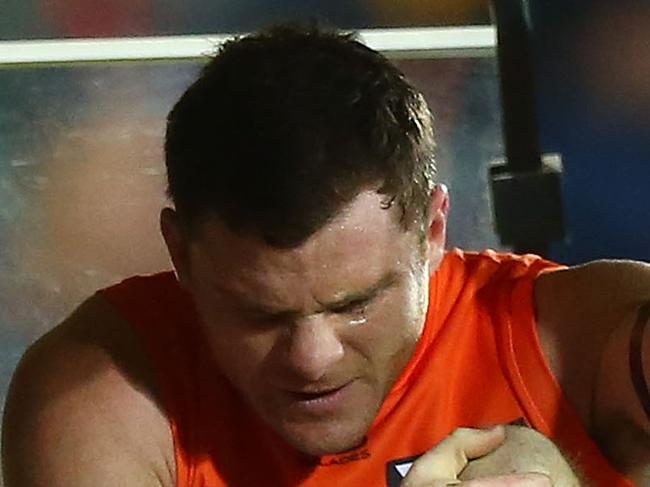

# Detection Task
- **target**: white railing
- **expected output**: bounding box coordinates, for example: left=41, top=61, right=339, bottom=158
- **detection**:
left=0, top=26, right=496, bottom=65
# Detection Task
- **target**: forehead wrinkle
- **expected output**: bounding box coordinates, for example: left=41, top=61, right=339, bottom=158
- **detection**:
left=210, top=279, right=296, bottom=315
left=215, top=267, right=401, bottom=318
left=213, top=263, right=308, bottom=312
left=204, top=235, right=402, bottom=314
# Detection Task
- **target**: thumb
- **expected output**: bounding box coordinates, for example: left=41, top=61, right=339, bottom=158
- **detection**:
left=402, top=426, right=506, bottom=487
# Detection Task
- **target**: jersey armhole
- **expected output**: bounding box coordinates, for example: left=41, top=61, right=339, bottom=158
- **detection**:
left=493, top=266, right=637, bottom=487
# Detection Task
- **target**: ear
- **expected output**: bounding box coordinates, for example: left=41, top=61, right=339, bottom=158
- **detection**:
left=160, top=207, right=192, bottom=287
left=426, top=184, right=450, bottom=274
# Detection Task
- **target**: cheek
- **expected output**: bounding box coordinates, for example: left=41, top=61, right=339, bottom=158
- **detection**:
left=197, top=304, right=277, bottom=385
left=386, top=275, right=428, bottom=333
left=402, top=261, right=430, bottom=332
left=356, top=286, right=426, bottom=365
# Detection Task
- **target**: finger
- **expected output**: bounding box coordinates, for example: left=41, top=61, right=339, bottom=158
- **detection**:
left=461, top=473, right=553, bottom=486
left=402, top=426, right=506, bottom=487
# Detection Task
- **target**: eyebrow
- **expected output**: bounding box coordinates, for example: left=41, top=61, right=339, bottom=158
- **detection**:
left=216, top=271, right=400, bottom=318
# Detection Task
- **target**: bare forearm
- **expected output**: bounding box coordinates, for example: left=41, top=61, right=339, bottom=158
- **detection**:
left=459, top=426, right=583, bottom=486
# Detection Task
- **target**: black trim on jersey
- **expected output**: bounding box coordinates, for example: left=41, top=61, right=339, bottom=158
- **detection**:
left=630, top=302, right=650, bottom=422
left=509, top=417, right=530, bottom=427
left=386, top=453, right=422, bottom=487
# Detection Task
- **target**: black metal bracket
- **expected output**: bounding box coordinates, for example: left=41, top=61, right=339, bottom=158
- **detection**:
left=490, top=154, right=565, bottom=256
left=490, top=0, right=565, bottom=255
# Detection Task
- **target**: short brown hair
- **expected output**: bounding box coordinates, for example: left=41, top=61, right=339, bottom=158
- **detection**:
left=165, top=23, right=436, bottom=247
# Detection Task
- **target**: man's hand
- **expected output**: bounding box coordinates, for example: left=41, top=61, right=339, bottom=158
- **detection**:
left=401, top=425, right=579, bottom=487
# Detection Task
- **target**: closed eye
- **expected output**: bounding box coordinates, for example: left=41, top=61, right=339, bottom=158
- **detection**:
left=331, top=298, right=371, bottom=314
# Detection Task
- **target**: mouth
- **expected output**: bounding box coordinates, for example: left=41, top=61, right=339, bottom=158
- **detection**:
left=290, top=383, right=349, bottom=400
left=283, top=381, right=355, bottom=415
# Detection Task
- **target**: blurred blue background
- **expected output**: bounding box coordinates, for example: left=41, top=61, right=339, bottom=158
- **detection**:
left=531, top=0, right=650, bottom=263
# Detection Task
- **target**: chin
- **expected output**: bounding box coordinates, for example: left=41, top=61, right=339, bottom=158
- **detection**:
left=250, top=379, right=383, bottom=457
left=282, top=424, right=369, bottom=458
left=276, top=405, right=379, bottom=458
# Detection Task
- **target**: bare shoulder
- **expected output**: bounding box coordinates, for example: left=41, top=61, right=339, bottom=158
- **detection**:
left=2, top=293, right=175, bottom=487
left=536, top=258, right=650, bottom=317
left=533, top=259, right=650, bottom=430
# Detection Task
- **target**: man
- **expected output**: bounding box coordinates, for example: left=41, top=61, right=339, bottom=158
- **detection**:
left=2, top=24, right=649, bottom=487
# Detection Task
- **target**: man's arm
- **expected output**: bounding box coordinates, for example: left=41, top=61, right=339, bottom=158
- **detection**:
left=1, top=295, right=175, bottom=487
left=535, top=260, right=650, bottom=485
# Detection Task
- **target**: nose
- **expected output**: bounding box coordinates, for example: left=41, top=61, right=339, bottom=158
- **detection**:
left=284, top=314, right=344, bottom=382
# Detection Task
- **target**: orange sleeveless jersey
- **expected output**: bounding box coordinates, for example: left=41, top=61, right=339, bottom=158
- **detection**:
left=101, top=249, right=636, bottom=487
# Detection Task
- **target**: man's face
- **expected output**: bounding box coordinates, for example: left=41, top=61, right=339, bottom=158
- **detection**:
left=171, top=190, right=444, bottom=457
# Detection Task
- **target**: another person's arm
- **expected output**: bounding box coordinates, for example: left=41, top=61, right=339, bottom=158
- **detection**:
left=401, top=425, right=579, bottom=486
left=535, top=260, right=650, bottom=485
left=1, top=295, right=175, bottom=487
left=459, top=425, right=581, bottom=486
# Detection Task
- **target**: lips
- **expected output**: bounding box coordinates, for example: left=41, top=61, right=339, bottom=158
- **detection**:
left=290, top=383, right=348, bottom=400
left=281, top=380, right=356, bottom=416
